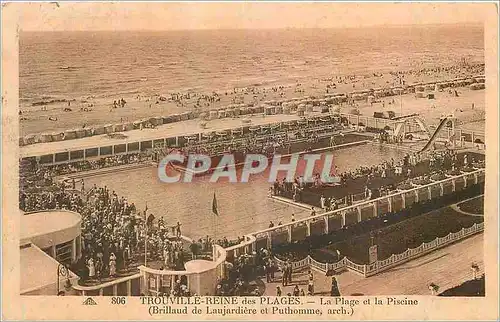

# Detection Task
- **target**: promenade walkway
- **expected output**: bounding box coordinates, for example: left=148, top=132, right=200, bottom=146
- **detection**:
left=261, top=233, right=483, bottom=296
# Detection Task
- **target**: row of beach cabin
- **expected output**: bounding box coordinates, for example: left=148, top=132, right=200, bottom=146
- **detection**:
left=20, top=75, right=485, bottom=147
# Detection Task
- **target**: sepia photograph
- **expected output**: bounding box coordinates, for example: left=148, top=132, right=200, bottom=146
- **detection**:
left=2, top=1, right=499, bottom=321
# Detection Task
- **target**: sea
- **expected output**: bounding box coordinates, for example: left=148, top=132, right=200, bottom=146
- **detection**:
left=20, top=25, right=484, bottom=103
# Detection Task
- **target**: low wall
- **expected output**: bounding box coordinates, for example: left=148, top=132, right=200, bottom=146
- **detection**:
left=73, top=245, right=226, bottom=296
left=274, top=222, right=483, bottom=278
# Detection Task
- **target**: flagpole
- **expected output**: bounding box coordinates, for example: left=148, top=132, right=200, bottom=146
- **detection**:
left=212, top=192, right=218, bottom=260
left=144, top=203, right=148, bottom=267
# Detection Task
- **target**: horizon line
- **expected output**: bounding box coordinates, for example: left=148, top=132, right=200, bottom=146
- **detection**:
left=20, top=21, right=483, bottom=33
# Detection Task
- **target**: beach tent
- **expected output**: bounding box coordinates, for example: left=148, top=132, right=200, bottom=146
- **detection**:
left=239, top=107, right=248, bottom=115
left=224, top=109, right=234, bottom=118
left=191, top=110, right=201, bottom=119
left=275, top=105, right=283, bottom=114
left=84, top=128, right=94, bottom=137
left=38, top=133, right=51, bottom=143
left=50, top=132, right=64, bottom=142
left=265, top=105, right=275, bottom=115
left=112, top=124, right=124, bottom=132
left=170, top=114, right=181, bottom=122
left=148, top=117, right=159, bottom=126
left=406, top=86, right=416, bottom=93
left=75, top=129, right=86, bottom=138
left=415, top=92, right=426, bottom=98
left=415, top=85, right=425, bottom=92
left=24, top=134, right=36, bottom=145
left=161, top=116, right=173, bottom=124
left=392, top=88, right=404, bottom=95
left=64, top=129, right=77, bottom=140
left=209, top=110, right=218, bottom=120
left=254, top=105, right=264, bottom=114
left=217, top=110, right=225, bottom=119
left=154, top=116, right=164, bottom=125
left=132, top=121, right=142, bottom=130
left=94, top=125, right=106, bottom=135
left=199, top=112, right=208, bottom=120
left=104, top=124, right=114, bottom=134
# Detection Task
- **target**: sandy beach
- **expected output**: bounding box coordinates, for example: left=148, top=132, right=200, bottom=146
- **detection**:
left=19, top=63, right=485, bottom=136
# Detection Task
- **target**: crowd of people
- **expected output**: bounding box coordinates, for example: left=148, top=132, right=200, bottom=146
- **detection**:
left=155, top=126, right=326, bottom=163
left=272, top=146, right=485, bottom=210
left=20, top=158, right=194, bottom=284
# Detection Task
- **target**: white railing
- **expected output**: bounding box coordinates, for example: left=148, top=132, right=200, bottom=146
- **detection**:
left=271, top=222, right=483, bottom=278
left=248, top=168, right=484, bottom=240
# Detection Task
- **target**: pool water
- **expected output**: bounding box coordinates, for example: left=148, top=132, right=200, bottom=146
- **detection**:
left=84, top=144, right=403, bottom=240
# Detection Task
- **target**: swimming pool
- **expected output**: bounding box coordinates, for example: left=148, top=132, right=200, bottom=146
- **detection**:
left=83, top=144, right=404, bottom=240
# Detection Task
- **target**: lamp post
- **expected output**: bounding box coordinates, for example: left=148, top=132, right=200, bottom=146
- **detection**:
left=57, top=263, right=72, bottom=295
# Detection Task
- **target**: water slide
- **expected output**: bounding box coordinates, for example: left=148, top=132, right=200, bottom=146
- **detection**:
left=393, top=122, right=404, bottom=137
left=419, top=118, right=448, bottom=152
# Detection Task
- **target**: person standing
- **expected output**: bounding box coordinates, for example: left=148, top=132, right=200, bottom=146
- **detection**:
left=276, top=286, right=282, bottom=296
left=109, top=253, right=117, bottom=276
left=265, top=262, right=272, bottom=283
left=287, top=262, right=293, bottom=284
left=87, top=258, right=95, bottom=281
left=281, top=264, right=287, bottom=286
left=307, top=270, right=314, bottom=295
left=330, top=276, right=341, bottom=296
left=176, top=222, right=182, bottom=238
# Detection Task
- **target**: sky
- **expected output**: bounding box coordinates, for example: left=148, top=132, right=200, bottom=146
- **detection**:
left=11, top=2, right=493, bottom=32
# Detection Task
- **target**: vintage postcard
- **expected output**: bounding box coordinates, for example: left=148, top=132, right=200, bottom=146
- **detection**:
left=1, top=1, right=499, bottom=321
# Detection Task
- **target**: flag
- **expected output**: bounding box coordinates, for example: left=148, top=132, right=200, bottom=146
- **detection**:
left=212, top=193, right=219, bottom=216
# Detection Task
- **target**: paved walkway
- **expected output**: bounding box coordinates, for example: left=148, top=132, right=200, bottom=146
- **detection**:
left=262, top=233, right=483, bottom=296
